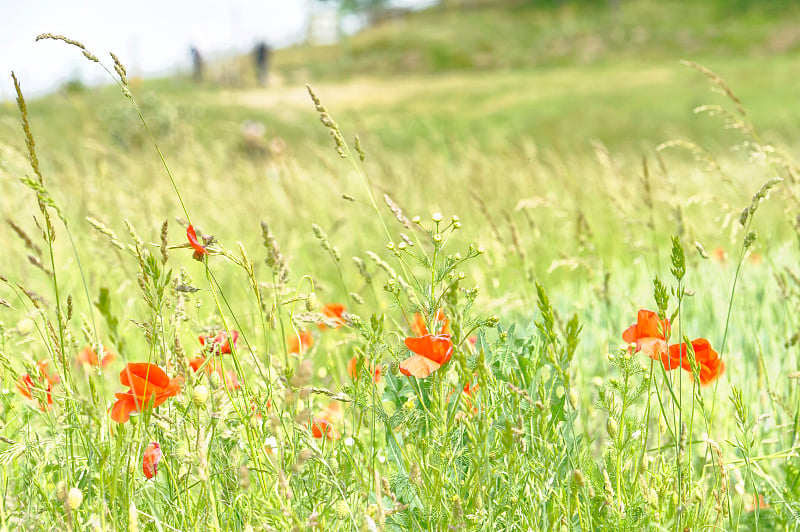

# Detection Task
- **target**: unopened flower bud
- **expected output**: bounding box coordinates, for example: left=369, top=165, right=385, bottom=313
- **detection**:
left=208, top=370, right=223, bottom=389
left=306, top=292, right=318, bottom=311
left=432, top=212, right=443, bottom=223
left=192, top=385, right=209, bottom=405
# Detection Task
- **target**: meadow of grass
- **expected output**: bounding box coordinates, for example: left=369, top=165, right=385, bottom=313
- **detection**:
left=1, top=2, right=800, bottom=530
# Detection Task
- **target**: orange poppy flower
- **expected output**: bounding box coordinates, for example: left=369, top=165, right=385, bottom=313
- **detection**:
left=110, top=363, right=181, bottom=423
left=288, top=330, right=313, bottom=354
left=667, top=338, right=725, bottom=385
left=17, top=360, right=59, bottom=408
left=187, top=225, right=207, bottom=260
left=400, top=333, right=454, bottom=379
left=142, top=442, right=162, bottom=479
left=310, top=419, right=340, bottom=440
left=319, top=304, right=346, bottom=330
left=77, top=344, right=116, bottom=369
left=347, top=355, right=382, bottom=383
left=199, top=330, right=239, bottom=355
left=622, top=309, right=671, bottom=364
left=411, top=309, right=450, bottom=337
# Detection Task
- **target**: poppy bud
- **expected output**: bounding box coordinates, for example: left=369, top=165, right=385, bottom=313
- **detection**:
left=306, top=292, right=318, bottom=311
left=192, top=385, right=209, bottom=405
left=208, top=370, right=223, bottom=390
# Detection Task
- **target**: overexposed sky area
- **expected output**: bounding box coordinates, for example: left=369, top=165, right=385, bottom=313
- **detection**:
left=0, top=0, right=435, bottom=99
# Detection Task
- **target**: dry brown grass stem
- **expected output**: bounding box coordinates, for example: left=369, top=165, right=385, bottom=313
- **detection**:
left=383, top=194, right=412, bottom=229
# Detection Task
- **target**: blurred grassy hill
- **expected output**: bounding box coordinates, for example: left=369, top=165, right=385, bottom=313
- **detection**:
left=272, top=0, right=800, bottom=82
left=2, top=0, right=800, bottom=295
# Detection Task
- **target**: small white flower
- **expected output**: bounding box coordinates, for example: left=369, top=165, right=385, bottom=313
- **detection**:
left=264, top=436, right=278, bottom=453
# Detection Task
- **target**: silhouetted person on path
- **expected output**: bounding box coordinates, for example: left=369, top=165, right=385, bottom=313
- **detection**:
left=254, top=41, right=271, bottom=86
left=190, top=46, right=204, bottom=82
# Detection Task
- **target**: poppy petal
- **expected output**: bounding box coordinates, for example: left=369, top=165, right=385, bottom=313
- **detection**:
left=404, top=334, right=453, bottom=365
left=399, top=354, right=442, bottom=379
left=110, top=393, right=137, bottom=423
left=187, top=225, right=207, bottom=257
left=142, top=442, right=162, bottom=479
left=347, top=356, right=358, bottom=379
left=120, top=363, right=170, bottom=394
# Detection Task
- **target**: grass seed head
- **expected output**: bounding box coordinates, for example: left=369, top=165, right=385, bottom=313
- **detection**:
left=65, top=487, right=83, bottom=511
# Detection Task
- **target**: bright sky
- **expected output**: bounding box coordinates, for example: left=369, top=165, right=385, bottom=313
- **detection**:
left=0, top=0, right=315, bottom=99
left=0, top=0, right=436, bottom=99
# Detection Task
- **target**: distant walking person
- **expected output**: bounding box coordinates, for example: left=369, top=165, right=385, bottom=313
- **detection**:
left=190, top=46, right=204, bottom=82
left=254, top=41, right=271, bottom=86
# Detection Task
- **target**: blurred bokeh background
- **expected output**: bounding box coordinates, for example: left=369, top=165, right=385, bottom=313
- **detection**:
left=1, top=0, right=799, bottom=316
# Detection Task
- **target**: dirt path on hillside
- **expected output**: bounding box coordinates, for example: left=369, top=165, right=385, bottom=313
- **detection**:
left=226, top=74, right=481, bottom=111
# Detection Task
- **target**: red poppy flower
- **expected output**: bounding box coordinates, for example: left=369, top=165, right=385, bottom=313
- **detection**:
left=310, top=419, right=340, bottom=440
left=77, top=344, right=116, bottom=369
left=223, top=370, right=240, bottom=391
left=319, top=304, right=346, bottom=330
left=189, top=356, right=211, bottom=373
left=347, top=355, right=382, bottom=383
left=288, top=330, right=313, bottom=354
left=187, top=225, right=207, bottom=260
left=411, top=309, right=450, bottom=337
left=622, top=309, right=671, bottom=364
left=463, top=381, right=479, bottom=396
left=17, top=360, right=59, bottom=408
left=400, top=333, right=454, bottom=379
left=188, top=356, right=239, bottom=390
left=199, top=330, right=239, bottom=354
left=667, top=338, right=725, bottom=385
left=142, top=442, right=162, bottom=479
left=110, top=363, right=181, bottom=423
left=745, top=494, right=770, bottom=512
